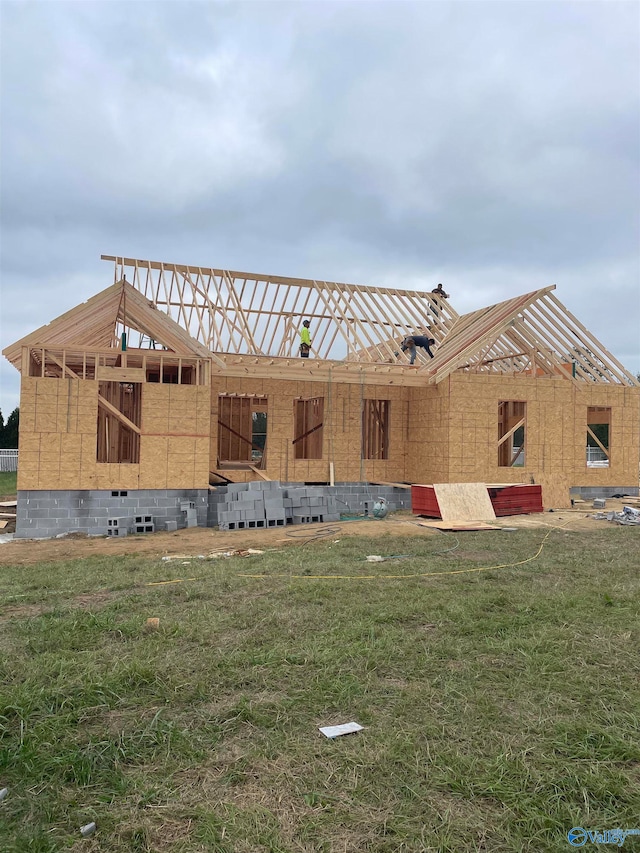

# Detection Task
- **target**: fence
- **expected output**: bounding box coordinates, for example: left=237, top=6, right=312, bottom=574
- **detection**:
left=0, top=449, right=18, bottom=472
left=586, top=446, right=609, bottom=468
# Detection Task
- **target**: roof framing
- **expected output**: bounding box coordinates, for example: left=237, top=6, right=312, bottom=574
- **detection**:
left=419, top=287, right=638, bottom=386
left=3, top=280, right=215, bottom=371
left=104, top=255, right=635, bottom=386
left=4, top=255, right=636, bottom=389
left=101, top=255, right=458, bottom=362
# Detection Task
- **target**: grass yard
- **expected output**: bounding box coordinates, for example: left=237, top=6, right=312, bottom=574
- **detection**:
left=0, top=470, right=17, bottom=498
left=1, top=525, right=639, bottom=852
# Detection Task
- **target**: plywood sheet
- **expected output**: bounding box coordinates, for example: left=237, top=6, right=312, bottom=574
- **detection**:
left=536, top=474, right=571, bottom=509
left=418, top=519, right=500, bottom=531
left=433, top=482, right=496, bottom=521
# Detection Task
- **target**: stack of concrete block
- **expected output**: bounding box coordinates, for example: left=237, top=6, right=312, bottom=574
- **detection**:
left=107, top=517, right=129, bottom=537
left=134, top=514, right=154, bottom=534
left=284, top=487, right=340, bottom=524
left=207, top=486, right=229, bottom=528
left=206, top=481, right=415, bottom=532
left=215, top=482, right=284, bottom=531
left=181, top=501, right=198, bottom=528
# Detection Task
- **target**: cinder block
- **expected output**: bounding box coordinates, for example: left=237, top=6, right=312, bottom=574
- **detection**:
left=264, top=499, right=285, bottom=512
left=233, top=495, right=264, bottom=510
left=265, top=509, right=286, bottom=521
left=227, top=484, right=249, bottom=495
left=165, top=520, right=178, bottom=532
left=135, top=515, right=153, bottom=525
left=284, top=488, right=306, bottom=501
left=107, top=526, right=128, bottom=537
left=134, top=523, right=155, bottom=534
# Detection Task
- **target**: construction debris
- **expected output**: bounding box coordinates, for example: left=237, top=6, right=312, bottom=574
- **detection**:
left=319, top=721, right=364, bottom=739
left=592, top=507, right=640, bottom=525
left=160, top=548, right=265, bottom=562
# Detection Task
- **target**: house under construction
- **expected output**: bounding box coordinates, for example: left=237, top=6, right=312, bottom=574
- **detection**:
left=3, top=255, right=639, bottom=538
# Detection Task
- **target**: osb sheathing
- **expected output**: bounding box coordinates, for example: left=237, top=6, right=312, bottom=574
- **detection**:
left=210, top=376, right=410, bottom=483
left=410, top=374, right=640, bottom=488
left=18, top=376, right=211, bottom=490
left=18, top=370, right=639, bottom=493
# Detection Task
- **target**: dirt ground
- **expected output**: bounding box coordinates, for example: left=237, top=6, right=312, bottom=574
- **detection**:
left=0, top=503, right=633, bottom=567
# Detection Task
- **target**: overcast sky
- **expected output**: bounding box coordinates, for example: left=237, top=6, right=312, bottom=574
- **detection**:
left=1, top=0, right=638, bottom=414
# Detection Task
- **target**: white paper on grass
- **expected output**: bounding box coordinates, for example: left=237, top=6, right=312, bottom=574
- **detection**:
left=319, top=721, right=364, bottom=738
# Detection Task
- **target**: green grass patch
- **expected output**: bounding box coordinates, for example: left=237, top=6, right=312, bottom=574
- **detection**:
left=1, top=527, right=639, bottom=851
left=0, top=470, right=17, bottom=497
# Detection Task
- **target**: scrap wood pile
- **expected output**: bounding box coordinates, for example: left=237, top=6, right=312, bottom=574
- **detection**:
left=0, top=500, right=16, bottom=531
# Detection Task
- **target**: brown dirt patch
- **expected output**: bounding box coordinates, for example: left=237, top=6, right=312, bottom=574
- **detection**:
left=0, top=507, right=623, bottom=567
left=0, top=602, right=49, bottom=620
left=72, top=590, right=117, bottom=608
left=0, top=514, right=432, bottom=566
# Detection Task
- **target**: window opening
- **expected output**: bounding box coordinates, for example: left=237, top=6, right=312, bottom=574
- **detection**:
left=218, top=396, right=268, bottom=466
left=362, top=399, right=389, bottom=460
left=97, top=382, right=141, bottom=463
left=293, top=398, right=324, bottom=459
left=498, top=401, right=526, bottom=467
left=586, top=407, right=610, bottom=467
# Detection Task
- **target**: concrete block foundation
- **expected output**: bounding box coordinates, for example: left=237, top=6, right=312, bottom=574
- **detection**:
left=15, top=489, right=209, bottom=539
left=15, top=482, right=412, bottom=538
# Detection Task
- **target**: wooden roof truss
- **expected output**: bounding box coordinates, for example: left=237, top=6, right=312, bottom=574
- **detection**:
left=4, top=256, right=636, bottom=390
left=102, top=256, right=459, bottom=363
left=420, top=287, right=638, bottom=386
left=3, top=280, right=215, bottom=372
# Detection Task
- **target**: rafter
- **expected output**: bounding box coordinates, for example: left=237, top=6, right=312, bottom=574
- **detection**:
left=8, top=256, right=634, bottom=391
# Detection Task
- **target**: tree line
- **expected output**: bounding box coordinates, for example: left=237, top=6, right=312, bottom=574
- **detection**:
left=0, top=408, right=19, bottom=449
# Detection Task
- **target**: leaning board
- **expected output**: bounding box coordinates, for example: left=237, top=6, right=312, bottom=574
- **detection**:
left=433, top=483, right=497, bottom=522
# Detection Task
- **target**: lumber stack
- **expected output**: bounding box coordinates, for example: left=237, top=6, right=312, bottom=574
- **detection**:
left=487, top=485, right=543, bottom=516
left=411, top=483, right=543, bottom=518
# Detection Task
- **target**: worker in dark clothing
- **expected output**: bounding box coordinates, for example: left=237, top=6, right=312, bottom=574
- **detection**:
left=395, top=335, right=435, bottom=364
left=431, top=283, right=449, bottom=318
left=432, top=283, right=449, bottom=299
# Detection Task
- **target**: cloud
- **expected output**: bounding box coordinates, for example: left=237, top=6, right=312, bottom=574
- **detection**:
left=1, top=0, right=638, bottom=415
